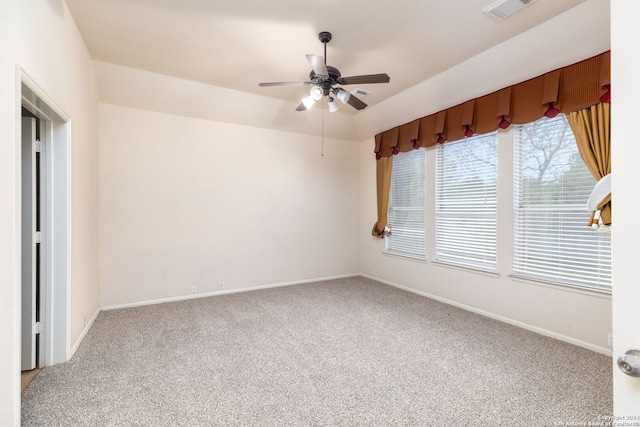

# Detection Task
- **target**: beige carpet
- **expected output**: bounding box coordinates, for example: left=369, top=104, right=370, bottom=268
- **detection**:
left=21, top=276, right=612, bottom=426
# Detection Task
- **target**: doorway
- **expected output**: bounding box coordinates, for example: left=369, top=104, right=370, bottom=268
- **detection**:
left=20, top=75, right=71, bottom=381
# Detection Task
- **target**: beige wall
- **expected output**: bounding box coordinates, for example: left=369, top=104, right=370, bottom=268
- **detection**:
left=357, top=0, right=612, bottom=353
left=0, top=0, right=100, bottom=424
left=99, top=104, right=360, bottom=307
left=0, top=3, right=21, bottom=423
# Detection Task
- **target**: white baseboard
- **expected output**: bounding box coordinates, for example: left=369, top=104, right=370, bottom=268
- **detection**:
left=101, top=273, right=360, bottom=311
left=69, top=306, right=101, bottom=359
left=361, top=274, right=612, bottom=357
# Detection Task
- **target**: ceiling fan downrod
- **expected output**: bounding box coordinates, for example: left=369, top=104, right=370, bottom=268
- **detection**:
left=318, top=31, right=331, bottom=65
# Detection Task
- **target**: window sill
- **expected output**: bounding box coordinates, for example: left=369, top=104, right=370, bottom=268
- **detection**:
left=508, top=273, right=612, bottom=299
left=383, top=251, right=427, bottom=263
left=431, top=260, right=500, bottom=277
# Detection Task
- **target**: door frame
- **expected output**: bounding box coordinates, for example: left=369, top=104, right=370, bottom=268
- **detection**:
left=19, top=69, right=71, bottom=367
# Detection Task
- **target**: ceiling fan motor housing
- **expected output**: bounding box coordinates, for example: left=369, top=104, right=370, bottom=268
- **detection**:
left=309, top=65, right=342, bottom=95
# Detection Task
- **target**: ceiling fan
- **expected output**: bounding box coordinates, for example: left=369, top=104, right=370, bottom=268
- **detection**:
left=258, top=31, right=390, bottom=112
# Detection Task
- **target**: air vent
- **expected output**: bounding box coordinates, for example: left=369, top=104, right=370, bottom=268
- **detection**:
left=482, top=0, right=538, bottom=21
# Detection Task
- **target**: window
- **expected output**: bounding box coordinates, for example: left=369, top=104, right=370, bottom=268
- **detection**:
left=513, top=115, right=611, bottom=292
left=435, top=132, right=498, bottom=271
left=385, top=149, right=426, bottom=259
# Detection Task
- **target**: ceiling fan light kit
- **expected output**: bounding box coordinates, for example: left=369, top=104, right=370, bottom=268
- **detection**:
left=258, top=31, right=390, bottom=113
left=310, top=86, right=324, bottom=101
left=327, top=97, right=339, bottom=113
left=301, top=96, right=315, bottom=110
left=335, top=88, right=350, bottom=104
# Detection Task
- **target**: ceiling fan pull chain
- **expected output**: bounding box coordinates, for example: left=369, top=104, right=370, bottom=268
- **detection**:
left=321, top=99, right=325, bottom=157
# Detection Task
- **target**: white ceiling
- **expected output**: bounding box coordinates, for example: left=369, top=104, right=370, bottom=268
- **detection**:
left=66, top=0, right=587, bottom=117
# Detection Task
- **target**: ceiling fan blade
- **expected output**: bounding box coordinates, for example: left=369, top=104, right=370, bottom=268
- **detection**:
left=347, top=94, right=368, bottom=110
left=306, top=54, right=328, bottom=77
left=337, top=73, right=390, bottom=85
left=295, top=102, right=307, bottom=112
left=258, top=80, right=312, bottom=87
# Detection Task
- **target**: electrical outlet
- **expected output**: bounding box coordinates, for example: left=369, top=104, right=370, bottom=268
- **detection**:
left=191, top=285, right=197, bottom=294
left=218, top=281, right=224, bottom=290
left=608, top=333, right=613, bottom=347
left=371, top=267, right=376, bottom=276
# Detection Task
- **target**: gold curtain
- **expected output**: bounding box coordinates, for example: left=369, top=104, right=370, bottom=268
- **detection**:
left=371, top=156, right=392, bottom=238
left=566, top=102, right=611, bottom=226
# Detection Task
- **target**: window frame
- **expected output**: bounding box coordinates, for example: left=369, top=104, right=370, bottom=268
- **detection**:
left=384, top=148, right=426, bottom=260
left=512, top=114, right=612, bottom=293
left=434, top=132, right=499, bottom=273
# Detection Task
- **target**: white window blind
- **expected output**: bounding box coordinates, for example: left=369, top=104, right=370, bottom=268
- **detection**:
left=385, top=149, right=426, bottom=259
left=435, top=133, right=498, bottom=271
left=513, top=115, right=611, bottom=292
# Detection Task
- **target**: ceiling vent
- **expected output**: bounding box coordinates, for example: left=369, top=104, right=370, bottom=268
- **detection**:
left=482, top=0, right=538, bottom=21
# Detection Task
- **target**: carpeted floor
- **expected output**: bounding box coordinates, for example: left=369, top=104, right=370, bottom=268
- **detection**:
left=21, top=276, right=612, bottom=426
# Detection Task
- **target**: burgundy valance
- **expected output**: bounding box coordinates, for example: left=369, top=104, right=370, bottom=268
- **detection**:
left=374, top=51, right=610, bottom=158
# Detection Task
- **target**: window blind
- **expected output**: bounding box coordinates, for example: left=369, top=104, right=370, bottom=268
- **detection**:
left=385, top=149, right=426, bottom=259
left=435, top=133, right=498, bottom=271
left=513, top=115, right=612, bottom=292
